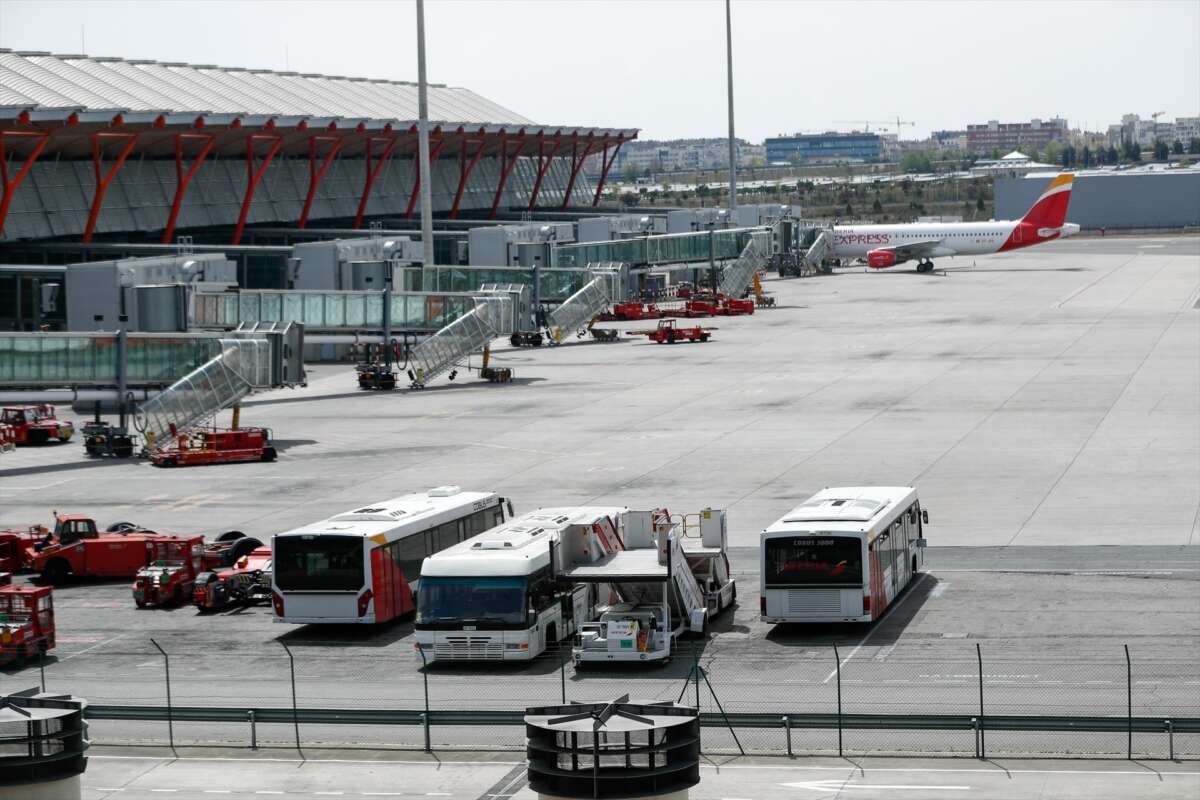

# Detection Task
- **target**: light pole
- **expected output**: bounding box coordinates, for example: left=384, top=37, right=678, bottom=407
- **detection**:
left=724, top=0, right=737, bottom=211
left=416, top=0, right=435, bottom=269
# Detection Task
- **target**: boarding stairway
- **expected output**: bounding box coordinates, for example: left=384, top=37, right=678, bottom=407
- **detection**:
left=545, top=263, right=625, bottom=343
left=717, top=231, right=771, bottom=299
left=407, top=293, right=515, bottom=387
left=803, top=228, right=833, bottom=271
left=664, top=530, right=708, bottom=632
left=133, top=337, right=274, bottom=446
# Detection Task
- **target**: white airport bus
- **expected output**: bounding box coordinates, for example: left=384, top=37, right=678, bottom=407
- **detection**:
left=271, top=487, right=510, bottom=625
left=760, top=487, right=927, bottom=624
left=413, top=507, right=625, bottom=661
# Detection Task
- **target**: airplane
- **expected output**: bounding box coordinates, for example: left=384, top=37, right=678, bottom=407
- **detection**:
left=829, top=173, right=1080, bottom=272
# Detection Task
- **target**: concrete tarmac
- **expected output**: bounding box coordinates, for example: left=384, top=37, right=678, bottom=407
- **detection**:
left=80, top=749, right=1200, bottom=800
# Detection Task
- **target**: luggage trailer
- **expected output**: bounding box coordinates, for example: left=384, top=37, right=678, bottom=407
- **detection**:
left=569, top=509, right=732, bottom=665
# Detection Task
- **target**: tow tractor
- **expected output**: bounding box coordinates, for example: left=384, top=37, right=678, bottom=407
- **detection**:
left=193, top=542, right=272, bottom=611
left=599, top=302, right=662, bottom=322
left=630, top=319, right=716, bottom=344
left=18, top=514, right=256, bottom=585
left=0, top=573, right=54, bottom=665
left=0, top=527, right=44, bottom=574
left=1, top=405, right=73, bottom=446
left=131, top=536, right=204, bottom=607
left=568, top=508, right=734, bottom=666
left=355, top=342, right=399, bottom=390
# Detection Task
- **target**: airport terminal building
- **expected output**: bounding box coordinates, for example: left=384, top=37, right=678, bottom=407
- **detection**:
left=0, top=49, right=636, bottom=244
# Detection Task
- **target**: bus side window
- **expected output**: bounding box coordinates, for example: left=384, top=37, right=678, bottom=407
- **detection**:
left=399, top=535, right=425, bottom=583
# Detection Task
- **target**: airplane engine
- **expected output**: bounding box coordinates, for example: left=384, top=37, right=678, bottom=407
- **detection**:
left=866, top=249, right=898, bottom=268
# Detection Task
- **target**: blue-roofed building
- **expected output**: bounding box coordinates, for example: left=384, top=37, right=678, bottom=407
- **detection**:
left=765, top=132, right=881, bottom=164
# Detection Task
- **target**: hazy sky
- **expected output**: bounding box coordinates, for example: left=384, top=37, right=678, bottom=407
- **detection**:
left=2, top=0, right=1197, bottom=141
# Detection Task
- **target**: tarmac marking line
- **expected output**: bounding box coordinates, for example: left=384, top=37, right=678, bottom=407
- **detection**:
left=823, top=573, right=929, bottom=684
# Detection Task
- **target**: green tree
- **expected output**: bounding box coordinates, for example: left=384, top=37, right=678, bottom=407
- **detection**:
left=1189, top=138, right=1200, bottom=155
left=872, top=198, right=883, bottom=214
left=844, top=203, right=854, bottom=217
left=976, top=196, right=985, bottom=212
left=696, top=183, right=711, bottom=198
left=990, top=147, right=1001, bottom=160
left=1107, top=145, right=1119, bottom=163
left=900, top=151, right=933, bottom=173
left=1153, top=140, right=1170, bottom=161
left=1044, top=141, right=1062, bottom=165
left=1019, top=143, right=1040, bottom=160
left=1171, top=140, right=1184, bottom=156
left=622, top=163, right=639, bottom=182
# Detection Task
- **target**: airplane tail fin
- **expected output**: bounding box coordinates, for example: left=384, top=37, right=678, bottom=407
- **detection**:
left=1020, top=173, right=1074, bottom=228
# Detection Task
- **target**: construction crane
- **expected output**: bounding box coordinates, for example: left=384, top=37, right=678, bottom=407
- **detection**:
left=834, top=117, right=916, bottom=138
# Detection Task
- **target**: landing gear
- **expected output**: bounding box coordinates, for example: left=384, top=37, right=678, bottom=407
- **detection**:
left=916, top=259, right=935, bottom=273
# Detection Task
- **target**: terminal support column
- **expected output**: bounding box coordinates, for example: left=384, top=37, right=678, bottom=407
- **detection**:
left=232, top=131, right=284, bottom=244
left=591, top=135, right=623, bottom=206
left=448, top=134, right=487, bottom=219
left=560, top=134, right=597, bottom=210
left=527, top=134, right=563, bottom=211
left=488, top=133, right=527, bottom=219
left=161, top=132, right=215, bottom=243
left=83, top=129, right=138, bottom=243
left=0, top=130, right=50, bottom=239
left=404, top=134, right=445, bottom=219
left=353, top=133, right=400, bottom=229
left=298, top=134, right=344, bottom=229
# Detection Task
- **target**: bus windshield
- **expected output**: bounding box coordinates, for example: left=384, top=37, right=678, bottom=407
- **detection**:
left=417, top=577, right=527, bottom=628
left=764, top=535, right=863, bottom=587
left=274, top=534, right=364, bottom=591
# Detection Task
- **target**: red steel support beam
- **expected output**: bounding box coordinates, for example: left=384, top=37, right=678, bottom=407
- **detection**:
left=404, top=136, right=445, bottom=219
left=83, top=131, right=138, bottom=243
left=448, top=136, right=487, bottom=219
left=161, top=132, right=215, bottom=244
left=352, top=134, right=400, bottom=230
left=527, top=134, right=563, bottom=211
left=488, top=135, right=528, bottom=219
left=560, top=135, right=597, bottom=210
left=592, top=136, right=624, bottom=206
left=232, top=133, right=284, bottom=245
left=299, top=135, right=344, bottom=229
left=0, top=130, right=50, bottom=240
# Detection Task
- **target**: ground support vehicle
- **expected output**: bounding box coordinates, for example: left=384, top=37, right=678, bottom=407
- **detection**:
left=356, top=363, right=397, bottom=390
left=20, top=515, right=203, bottom=584
left=751, top=273, right=776, bottom=308
left=0, top=423, right=14, bottom=453
left=569, top=509, right=732, bottom=666
left=599, top=302, right=662, bottom=322
left=194, top=544, right=272, bottom=611
left=272, top=487, right=511, bottom=625
left=760, top=486, right=928, bottom=624
left=509, top=331, right=544, bottom=347
left=477, top=347, right=514, bottom=384
left=0, top=528, right=44, bottom=574
left=588, top=328, right=620, bottom=342
left=132, top=536, right=204, bottom=607
left=1, top=405, right=73, bottom=446
left=149, top=427, right=276, bottom=467
left=414, top=506, right=626, bottom=663
left=630, top=319, right=716, bottom=344
left=83, top=421, right=137, bottom=458
left=0, top=573, right=54, bottom=665
left=713, top=297, right=755, bottom=316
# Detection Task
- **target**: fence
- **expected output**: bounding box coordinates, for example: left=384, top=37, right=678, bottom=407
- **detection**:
left=7, top=639, right=1197, bottom=759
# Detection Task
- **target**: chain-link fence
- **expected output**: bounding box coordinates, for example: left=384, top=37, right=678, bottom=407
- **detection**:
left=6, top=639, right=1196, bottom=759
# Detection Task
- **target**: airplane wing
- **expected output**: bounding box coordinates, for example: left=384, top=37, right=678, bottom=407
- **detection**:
left=878, top=239, right=944, bottom=261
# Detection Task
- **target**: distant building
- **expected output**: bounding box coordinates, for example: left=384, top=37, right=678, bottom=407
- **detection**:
left=966, top=118, right=1068, bottom=154
left=970, top=151, right=1058, bottom=177
left=764, top=132, right=881, bottom=164
left=931, top=130, right=969, bottom=150
left=1106, top=114, right=1199, bottom=148
left=605, top=138, right=761, bottom=177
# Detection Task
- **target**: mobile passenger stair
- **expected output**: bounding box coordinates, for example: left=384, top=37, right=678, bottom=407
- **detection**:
left=545, top=263, right=625, bottom=344
left=133, top=324, right=303, bottom=449
left=407, top=291, right=518, bottom=388
left=777, top=225, right=834, bottom=277
left=717, top=231, right=772, bottom=300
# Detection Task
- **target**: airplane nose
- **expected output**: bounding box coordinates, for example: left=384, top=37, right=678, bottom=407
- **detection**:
left=1062, top=223, right=1080, bottom=238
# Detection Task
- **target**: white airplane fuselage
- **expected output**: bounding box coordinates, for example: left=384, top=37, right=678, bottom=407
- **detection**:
left=831, top=221, right=1026, bottom=260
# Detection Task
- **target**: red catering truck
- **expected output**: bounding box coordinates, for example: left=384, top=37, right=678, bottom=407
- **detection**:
left=0, top=573, right=54, bottom=665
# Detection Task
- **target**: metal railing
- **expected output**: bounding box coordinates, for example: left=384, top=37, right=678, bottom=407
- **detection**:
left=16, top=641, right=1198, bottom=759
left=553, top=227, right=766, bottom=269
left=192, top=290, right=480, bottom=332
left=0, top=332, right=225, bottom=388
